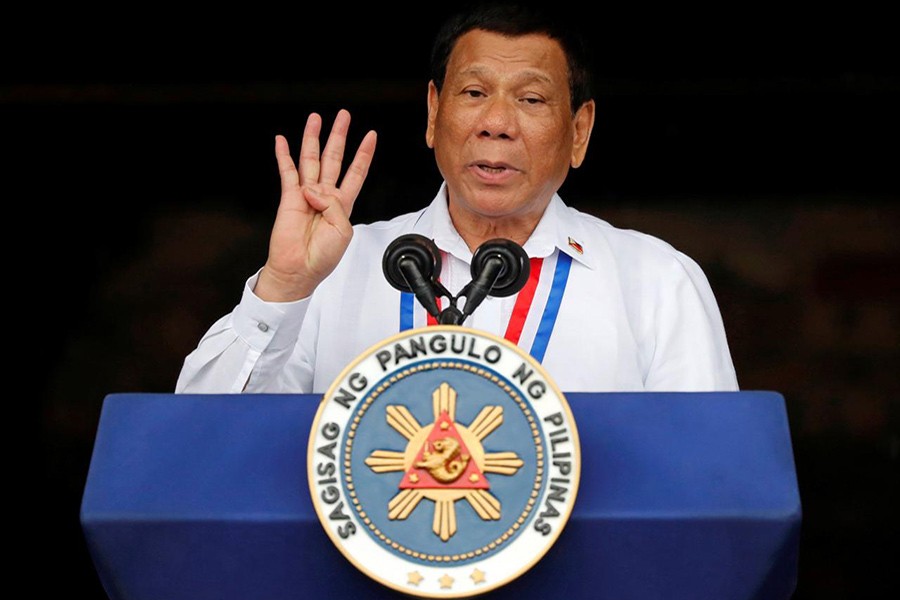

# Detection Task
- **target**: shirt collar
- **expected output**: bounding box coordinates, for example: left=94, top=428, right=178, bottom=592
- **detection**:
left=411, top=182, right=596, bottom=270
left=410, top=182, right=472, bottom=261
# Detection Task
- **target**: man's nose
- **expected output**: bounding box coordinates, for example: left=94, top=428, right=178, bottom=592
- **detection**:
left=476, top=96, right=518, bottom=140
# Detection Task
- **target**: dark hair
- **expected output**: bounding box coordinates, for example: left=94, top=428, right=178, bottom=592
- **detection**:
left=429, top=2, right=594, bottom=113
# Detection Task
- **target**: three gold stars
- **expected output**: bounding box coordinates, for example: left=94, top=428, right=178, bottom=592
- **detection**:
left=405, top=570, right=487, bottom=589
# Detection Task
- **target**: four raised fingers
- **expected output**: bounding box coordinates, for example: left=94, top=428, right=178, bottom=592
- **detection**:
left=294, top=109, right=375, bottom=196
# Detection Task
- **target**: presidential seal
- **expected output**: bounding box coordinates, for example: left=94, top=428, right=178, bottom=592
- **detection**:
left=308, top=326, right=581, bottom=597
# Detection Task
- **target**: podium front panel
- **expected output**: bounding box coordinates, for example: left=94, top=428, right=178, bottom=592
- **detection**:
left=81, top=391, right=800, bottom=599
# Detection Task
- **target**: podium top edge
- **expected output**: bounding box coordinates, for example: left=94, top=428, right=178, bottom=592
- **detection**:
left=104, top=390, right=785, bottom=399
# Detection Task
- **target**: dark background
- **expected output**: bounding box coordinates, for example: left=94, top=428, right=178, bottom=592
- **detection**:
left=8, top=3, right=896, bottom=597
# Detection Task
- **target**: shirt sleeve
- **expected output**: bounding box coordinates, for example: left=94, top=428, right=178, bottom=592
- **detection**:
left=174, top=270, right=315, bottom=393
left=643, top=252, right=740, bottom=392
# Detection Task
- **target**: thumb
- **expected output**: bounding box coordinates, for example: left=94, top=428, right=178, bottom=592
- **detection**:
left=303, top=187, right=352, bottom=235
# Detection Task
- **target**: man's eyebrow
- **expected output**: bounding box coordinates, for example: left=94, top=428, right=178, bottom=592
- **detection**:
left=458, top=66, right=555, bottom=85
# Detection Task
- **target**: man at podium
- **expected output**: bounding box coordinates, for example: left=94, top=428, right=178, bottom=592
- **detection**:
left=175, top=2, right=739, bottom=395
left=88, top=13, right=803, bottom=600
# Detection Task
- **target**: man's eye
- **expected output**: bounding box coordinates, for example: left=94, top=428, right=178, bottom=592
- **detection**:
left=464, top=89, right=485, bottom=98
left=522, top=97, right=544, bottom=105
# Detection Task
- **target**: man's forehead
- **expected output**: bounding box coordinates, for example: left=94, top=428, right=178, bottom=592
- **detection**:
left=459, top=64, right=554, bottom=83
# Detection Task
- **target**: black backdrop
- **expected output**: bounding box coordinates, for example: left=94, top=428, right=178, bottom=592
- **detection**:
left=8, top=3, right=897, bottom=598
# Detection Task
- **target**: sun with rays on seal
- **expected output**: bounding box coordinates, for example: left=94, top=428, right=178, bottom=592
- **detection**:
left=364, top=382, right=525, bottom=541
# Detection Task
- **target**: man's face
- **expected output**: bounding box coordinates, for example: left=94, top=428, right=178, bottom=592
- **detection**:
left=426, top=29, right=594, bottom=225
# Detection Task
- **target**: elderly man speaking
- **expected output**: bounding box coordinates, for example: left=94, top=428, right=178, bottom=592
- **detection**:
left=176, top=3, right=738, bottom=395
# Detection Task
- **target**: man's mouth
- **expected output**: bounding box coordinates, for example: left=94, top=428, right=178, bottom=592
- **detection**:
left=472, top=161, right=516, bottom=174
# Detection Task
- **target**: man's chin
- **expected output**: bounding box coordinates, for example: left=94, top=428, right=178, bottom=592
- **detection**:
left=450, top=188, right=545, bottom=220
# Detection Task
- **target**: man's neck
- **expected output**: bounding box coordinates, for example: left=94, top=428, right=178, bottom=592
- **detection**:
left=448, top=200, right=550, bottom=252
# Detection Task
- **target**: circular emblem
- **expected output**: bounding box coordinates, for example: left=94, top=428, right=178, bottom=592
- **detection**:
left=308, top=326, right=581, bottom=597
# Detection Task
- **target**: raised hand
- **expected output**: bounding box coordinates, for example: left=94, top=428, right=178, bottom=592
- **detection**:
left=255, top=109, right=377, bottom=302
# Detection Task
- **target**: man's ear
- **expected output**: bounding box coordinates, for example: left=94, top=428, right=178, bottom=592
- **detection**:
left=570, top=99, right=596, bottom=168
left=426, top=81, right=440, bottom=149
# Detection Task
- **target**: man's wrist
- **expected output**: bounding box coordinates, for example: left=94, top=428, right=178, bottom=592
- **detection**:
left=253, top=266, right=316, bottom=302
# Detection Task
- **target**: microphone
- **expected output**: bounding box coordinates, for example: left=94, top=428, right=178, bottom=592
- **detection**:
left=382, top=234, right=529, bottom=326
left=458, top=239, right=529, bottom=321
left=382, top=234, right=443, bottom=319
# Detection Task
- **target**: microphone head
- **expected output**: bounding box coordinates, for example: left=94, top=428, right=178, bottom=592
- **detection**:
left=470, top=239, right=530, bottom=297
left=382, top=234, right=442, bottom=293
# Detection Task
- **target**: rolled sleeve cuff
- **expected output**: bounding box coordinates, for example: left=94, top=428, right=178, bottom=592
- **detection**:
left=232, top=270, right=311, bottom=352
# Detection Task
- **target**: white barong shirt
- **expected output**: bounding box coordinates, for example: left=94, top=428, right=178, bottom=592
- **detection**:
left=176, top=184, right=738, bottom=394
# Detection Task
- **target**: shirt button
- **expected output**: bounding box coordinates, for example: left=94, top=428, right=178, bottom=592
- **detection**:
left=257, top=322, right=269, bottom=332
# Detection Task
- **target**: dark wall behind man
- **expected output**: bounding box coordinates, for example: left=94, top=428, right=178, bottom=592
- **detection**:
left=8, top=5, right=896, bottom=598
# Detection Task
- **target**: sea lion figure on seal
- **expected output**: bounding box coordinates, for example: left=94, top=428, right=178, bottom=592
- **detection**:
left=416, top=438, right=470, bottom=483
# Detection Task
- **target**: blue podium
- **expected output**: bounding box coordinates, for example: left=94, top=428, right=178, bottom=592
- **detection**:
left=81, top=392, right=801, bottom=599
